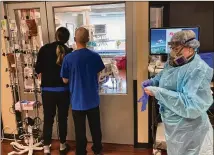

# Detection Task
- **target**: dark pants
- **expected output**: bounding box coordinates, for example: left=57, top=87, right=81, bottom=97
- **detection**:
left=72, top=106, right=102, bottom=155
left=42, top=91, right=70, bottom=145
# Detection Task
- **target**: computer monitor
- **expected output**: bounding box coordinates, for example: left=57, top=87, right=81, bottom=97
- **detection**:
left=150, top=27, right=200, bottom=55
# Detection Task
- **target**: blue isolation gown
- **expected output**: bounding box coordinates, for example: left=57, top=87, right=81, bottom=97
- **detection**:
left=146, top=54, right=213, bottom=155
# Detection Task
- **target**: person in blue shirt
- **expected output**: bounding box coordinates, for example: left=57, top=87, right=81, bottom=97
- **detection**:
left=61, top=27, right=105, bottom=155
left=35, top=27, right=72, bottom=155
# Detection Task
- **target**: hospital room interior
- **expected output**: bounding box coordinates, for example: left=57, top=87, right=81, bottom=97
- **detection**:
left=1, top=1, right=214, bottom=155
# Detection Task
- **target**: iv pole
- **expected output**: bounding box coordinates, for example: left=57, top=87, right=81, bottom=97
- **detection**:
left=3, top=14, right=43, bottom=155
left=8, top=36, right=43, bottom=155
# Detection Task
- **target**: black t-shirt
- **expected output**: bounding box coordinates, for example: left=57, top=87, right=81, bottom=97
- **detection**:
left=35, top=41, right=72, bottom=87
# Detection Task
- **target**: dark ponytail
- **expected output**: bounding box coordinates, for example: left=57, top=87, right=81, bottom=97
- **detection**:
left=55, top=27, right=70, bottom=66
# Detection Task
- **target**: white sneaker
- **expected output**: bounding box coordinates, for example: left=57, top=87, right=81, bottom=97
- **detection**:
left=153, top=149, right=162, bottom=155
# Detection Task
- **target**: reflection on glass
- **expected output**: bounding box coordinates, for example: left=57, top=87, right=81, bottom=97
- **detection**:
left=54, top=3, right=127, bottom=94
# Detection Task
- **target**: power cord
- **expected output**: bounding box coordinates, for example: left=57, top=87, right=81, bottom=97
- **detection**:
left=1, top=126, right=20, bottom=142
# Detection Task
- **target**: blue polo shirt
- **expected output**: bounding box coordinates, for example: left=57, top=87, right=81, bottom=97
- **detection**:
left=60, top=48, right=105, bottom=111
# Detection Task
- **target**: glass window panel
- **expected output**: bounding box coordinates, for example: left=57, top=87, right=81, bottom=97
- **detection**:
left=54, top=3, right=127, bottom=94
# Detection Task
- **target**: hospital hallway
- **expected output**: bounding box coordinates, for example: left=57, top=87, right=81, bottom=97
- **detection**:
left=1, top=140, right=167, bottom=155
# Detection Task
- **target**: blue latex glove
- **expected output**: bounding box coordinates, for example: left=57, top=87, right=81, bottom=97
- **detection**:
left=142, top=79, right=153, bottom=88
left=138, top=80, right=152, bottom=111
left=138, top=91, right=149, bottom=111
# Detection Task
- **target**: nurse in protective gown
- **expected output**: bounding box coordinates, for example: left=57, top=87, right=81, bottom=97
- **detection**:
left=144, top=30, right=213, bottom=155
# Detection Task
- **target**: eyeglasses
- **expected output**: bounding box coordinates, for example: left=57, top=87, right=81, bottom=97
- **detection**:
left=170, top=45, right=184, bottom=52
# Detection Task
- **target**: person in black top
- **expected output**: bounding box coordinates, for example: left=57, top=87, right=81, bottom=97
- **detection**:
left=35, top=27, right=72, bottom=155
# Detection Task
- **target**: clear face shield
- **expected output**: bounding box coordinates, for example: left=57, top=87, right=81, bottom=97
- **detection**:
left=168, top=42, right=187, bottom=65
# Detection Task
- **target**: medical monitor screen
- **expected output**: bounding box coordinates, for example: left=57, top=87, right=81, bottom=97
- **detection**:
left=150, top=27, right=199, bottom=55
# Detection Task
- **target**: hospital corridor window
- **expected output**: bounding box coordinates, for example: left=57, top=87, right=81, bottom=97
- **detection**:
left=54, top=3, right=127, bottom=94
